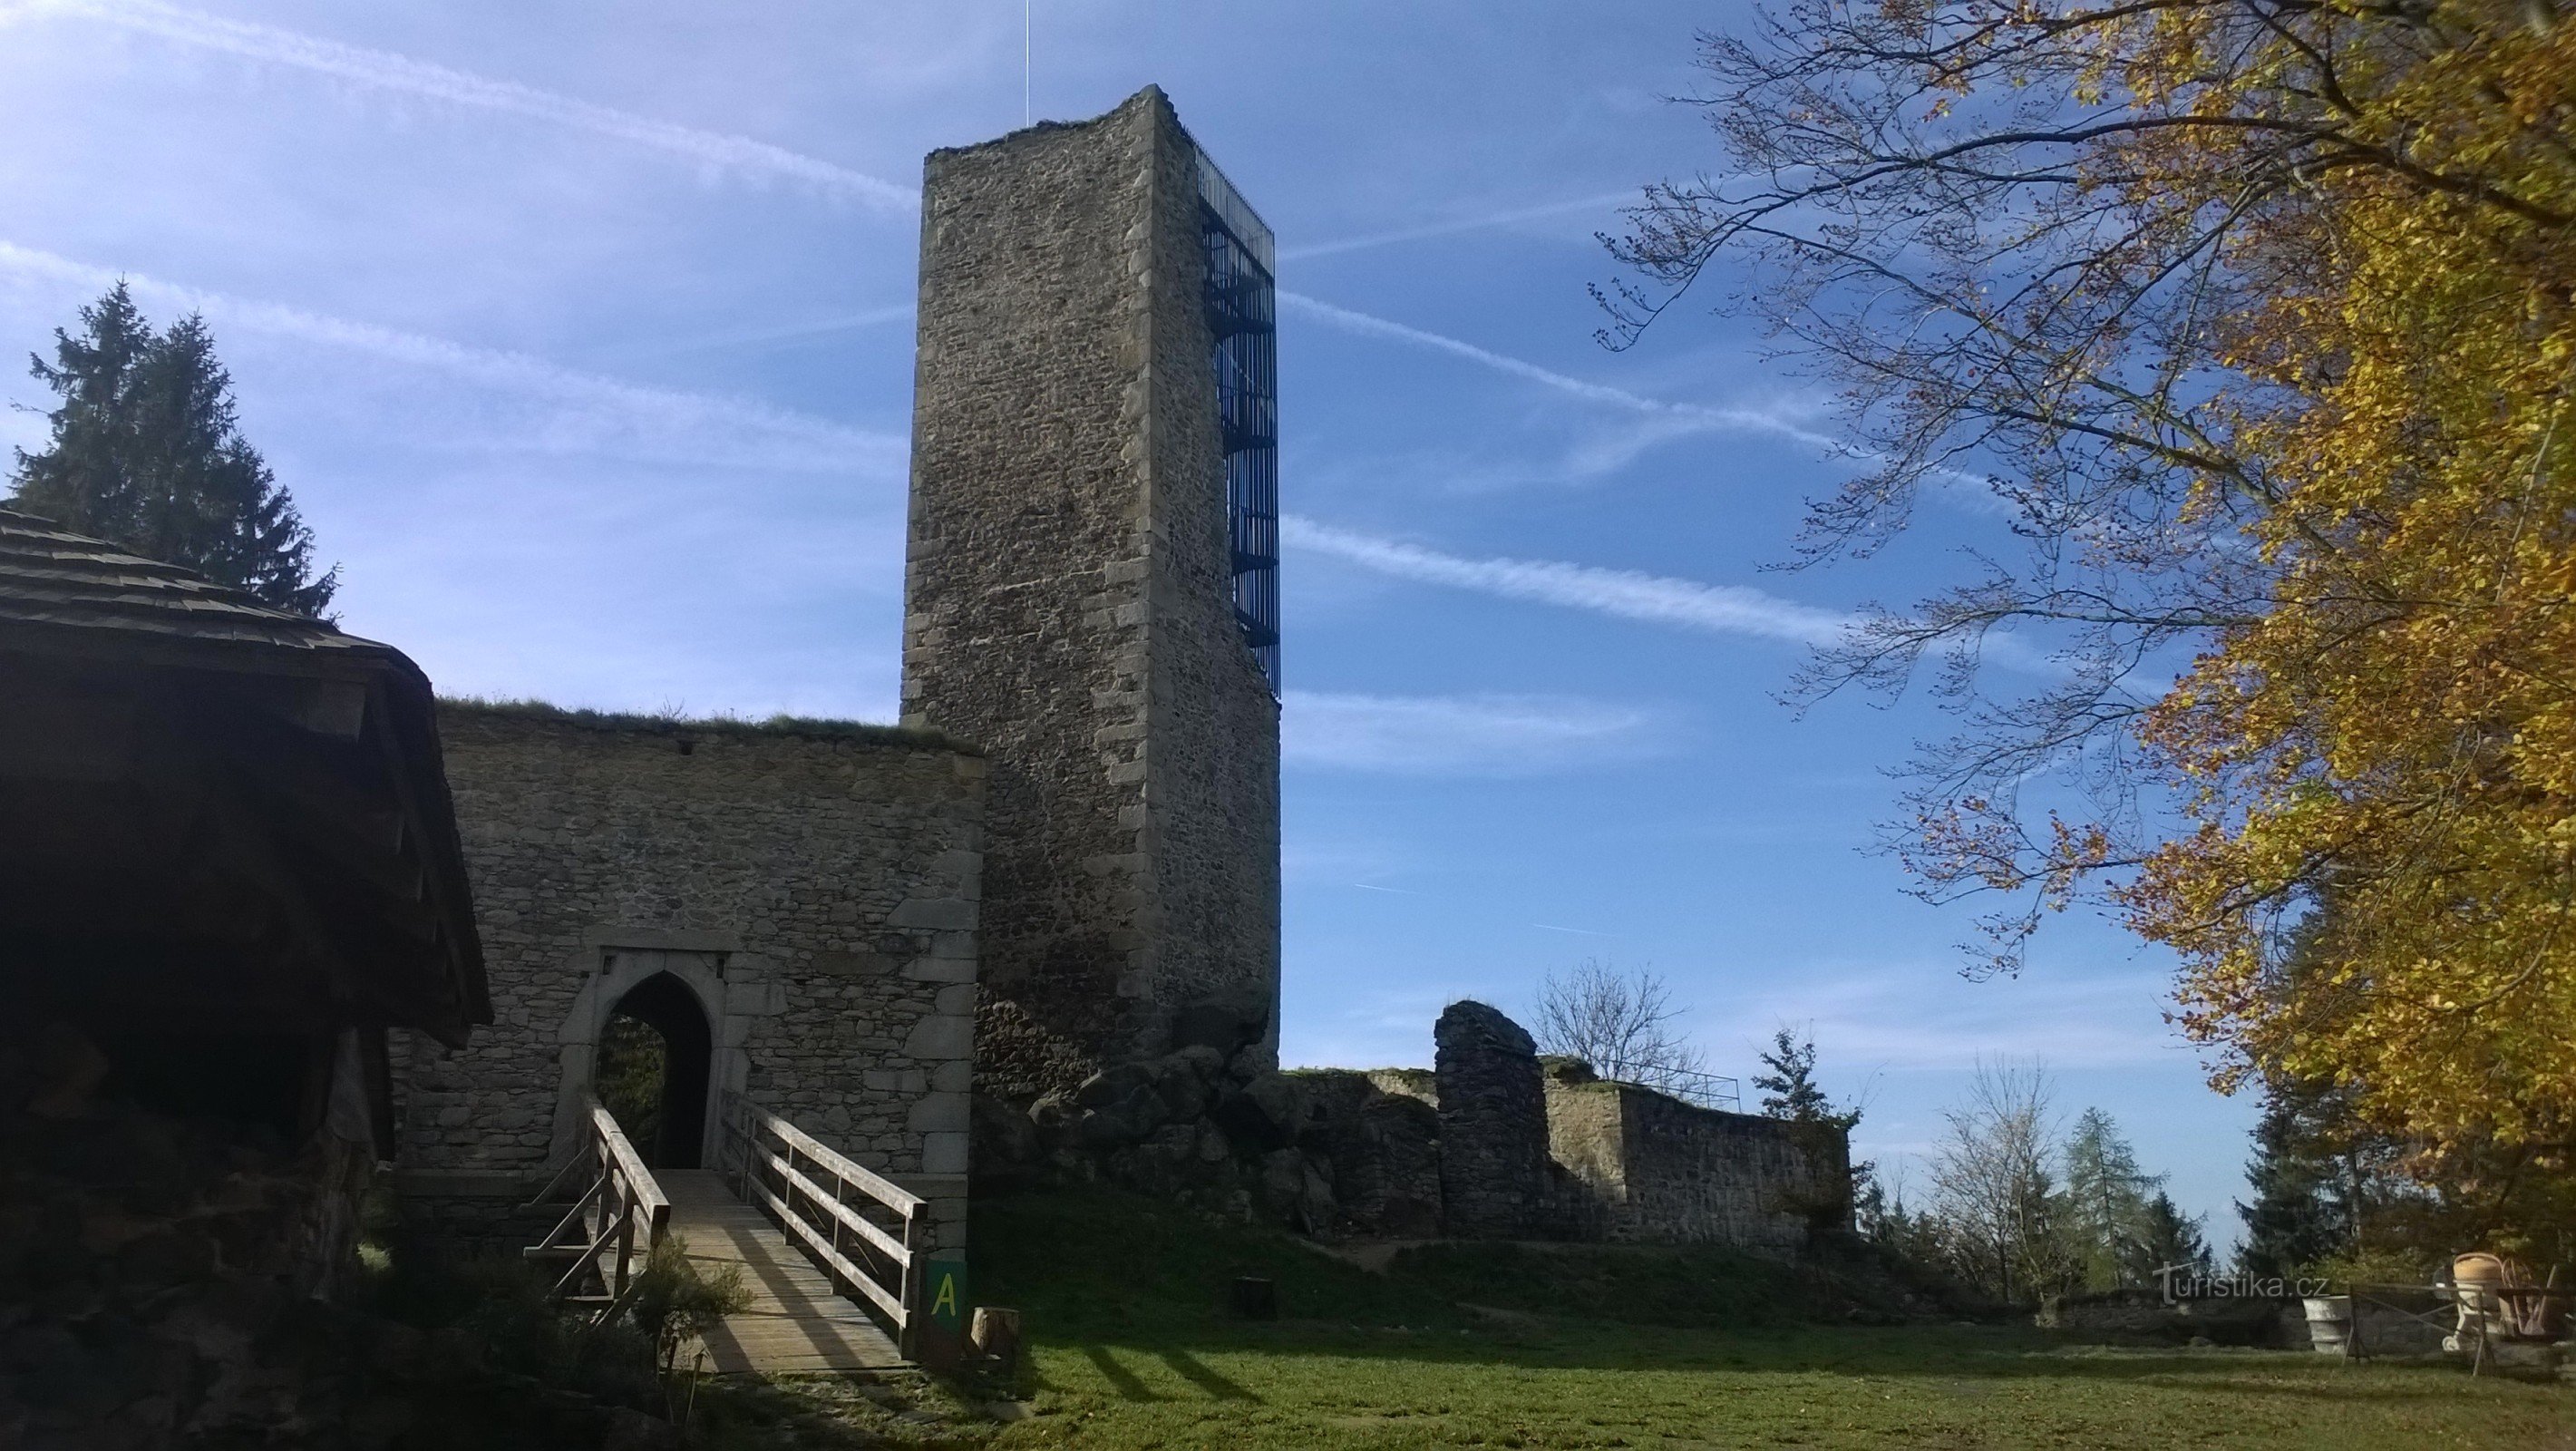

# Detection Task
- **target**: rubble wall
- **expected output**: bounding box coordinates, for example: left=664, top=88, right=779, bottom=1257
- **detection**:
left=1433, top=1001, right=1557, bottom=1239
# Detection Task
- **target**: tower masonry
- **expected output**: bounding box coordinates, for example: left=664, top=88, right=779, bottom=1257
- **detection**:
left=900, top=87, right=1282, bottom=1094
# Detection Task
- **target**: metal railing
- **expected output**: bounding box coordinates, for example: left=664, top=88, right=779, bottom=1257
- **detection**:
left=716, top=1093, right=927, bottom=1354
left=522, top=1094, right=670, bottom=1320
left=1646, top=1068, right=1745, bottom=1114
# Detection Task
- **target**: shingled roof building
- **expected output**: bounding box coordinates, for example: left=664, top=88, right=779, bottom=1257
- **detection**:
left=0, top=505, right=488, bottom=1297
left=0, top=506, right=486, bottom=1060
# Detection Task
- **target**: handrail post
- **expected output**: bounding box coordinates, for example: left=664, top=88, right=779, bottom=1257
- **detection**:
left=897, top=1204, right=924, bottom=1361
left=613, top=1171, right=634, bottom=1301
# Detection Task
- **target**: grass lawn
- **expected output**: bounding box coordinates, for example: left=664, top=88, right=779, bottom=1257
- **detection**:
left=687, top=1187, right=2573, bottom=1450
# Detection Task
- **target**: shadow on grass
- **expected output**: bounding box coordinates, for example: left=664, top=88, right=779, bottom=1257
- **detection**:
left=1157, top=1348, right=1262, bottom=1401
left=1082, top=1344, right=1164, bottom=1401
left=1075, top=1345, right=1265, bottom=1402
left=1026, top=1321, right=2552, bottom=1418
left=974, top=1184, right=2554, bottom=1412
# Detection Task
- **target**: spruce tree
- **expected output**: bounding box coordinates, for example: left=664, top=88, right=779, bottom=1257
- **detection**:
left=2235, top=1076, right=2357, bottom=1278
left=10, top=283, right=337, bottom=616
left=2132, top=1192, right=2211, bottom=1281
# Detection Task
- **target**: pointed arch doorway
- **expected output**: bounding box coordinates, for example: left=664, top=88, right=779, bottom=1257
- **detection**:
left=594, top=971, right=713, bottom=1169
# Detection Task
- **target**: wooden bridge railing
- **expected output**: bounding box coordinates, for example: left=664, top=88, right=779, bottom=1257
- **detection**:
left=522, top=1094, right=670, bottom=1320
left=716, top=1092, right=927, bottom=1354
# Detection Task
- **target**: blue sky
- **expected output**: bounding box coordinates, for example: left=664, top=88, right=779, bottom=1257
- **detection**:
left=0, top=0, right=2261, bottom=1240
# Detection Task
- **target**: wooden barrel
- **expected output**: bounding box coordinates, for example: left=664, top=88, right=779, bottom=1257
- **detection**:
left=2303, top=1295, right=2353, bottom=1354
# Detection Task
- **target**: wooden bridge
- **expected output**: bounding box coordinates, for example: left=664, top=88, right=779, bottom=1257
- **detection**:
left=526, top=1093, right=926, bottom=1373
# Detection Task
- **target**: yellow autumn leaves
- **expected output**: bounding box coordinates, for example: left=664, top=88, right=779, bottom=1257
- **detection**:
left=2113, top=6, right=2576, bottom=1158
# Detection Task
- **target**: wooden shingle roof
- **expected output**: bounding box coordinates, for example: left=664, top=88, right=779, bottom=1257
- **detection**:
left=0, top=506, right=383, bottom=658
left=0, top=506, right=490, bottom=1042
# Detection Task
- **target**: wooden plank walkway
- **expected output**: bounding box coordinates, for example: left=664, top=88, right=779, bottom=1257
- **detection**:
left=662, top=1169, right=908, bottom=1374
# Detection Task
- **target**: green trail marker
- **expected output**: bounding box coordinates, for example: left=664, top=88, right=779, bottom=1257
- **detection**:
left=916, top=1253, right=969, bottom=1369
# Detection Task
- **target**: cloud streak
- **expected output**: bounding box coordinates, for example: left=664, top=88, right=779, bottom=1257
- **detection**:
left=15, top=0, right=919, bottom=211
left=1284, top=688, right=1665, bottom=775
left=1279, top=292, right=2007, bottom=500
left=1278, top=290, right=1846, bottom=454
left=1279, top=190, right=1638, bottom=262
left=1283, top=514, right=1849, bottom=647
left=1730, top=961, right=2191, bottom=1072
left=0, top=239, right=906, bottom=475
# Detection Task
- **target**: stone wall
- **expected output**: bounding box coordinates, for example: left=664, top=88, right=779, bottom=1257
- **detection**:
left=1542, top=1063, right=1843, bottom=1256
left=1433, top=1001, right=1560, bottom=1239
left=392, top=704, right=986, bottom=1248
left=902, top=86, right=1280, bottom=1091
left=983, top=999, right=1850, bottom=1254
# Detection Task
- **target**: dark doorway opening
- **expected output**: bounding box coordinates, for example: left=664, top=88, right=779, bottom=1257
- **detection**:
left=594, top=973, right=711, bottom=1169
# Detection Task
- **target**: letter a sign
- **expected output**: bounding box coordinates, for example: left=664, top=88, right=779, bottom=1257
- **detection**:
left=929, top=1259, right=966, bottom=1330
left=914, top=1253, right=969, bottom=1369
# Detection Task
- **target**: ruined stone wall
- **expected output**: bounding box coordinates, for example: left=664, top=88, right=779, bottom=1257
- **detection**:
left=1543, top=1075, right=1843, bottom=1256
left=392, top=705, right=985, bottom=1247
left=1433, top=1001, right=1557, bottom=1238
left=902, top=86, right=1280, bottom=1091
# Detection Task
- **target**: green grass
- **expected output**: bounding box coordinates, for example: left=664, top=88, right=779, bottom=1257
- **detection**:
left=687, top=1187, right=2571, bottom=1449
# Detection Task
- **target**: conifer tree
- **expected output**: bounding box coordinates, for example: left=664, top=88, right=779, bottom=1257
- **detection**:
left=2132, top=1192, right=2211, bottom=1282
left=10, top=283, right=336, bottom=617
left=1755, top=1027, right=1869, bottom=1228
left=2059, top=1108, right=2163, bottom=1291
left=1754, top=1028, right=1858, bottom=1127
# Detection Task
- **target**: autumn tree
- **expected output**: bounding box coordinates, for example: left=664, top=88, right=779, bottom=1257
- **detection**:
left=1608, top=0, right=2576, bottom=1188
left=11, top=283, right=336, bottom=616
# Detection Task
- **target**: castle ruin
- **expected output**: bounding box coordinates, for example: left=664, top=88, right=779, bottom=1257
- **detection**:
left=903, top=87, right=1283, bottom=1093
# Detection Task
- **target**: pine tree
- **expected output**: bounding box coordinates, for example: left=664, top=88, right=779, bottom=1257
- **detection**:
left=10, top=284, right=337, bottom=616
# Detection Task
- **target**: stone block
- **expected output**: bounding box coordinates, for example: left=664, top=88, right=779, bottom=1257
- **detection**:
left=888, top=898, right=977, bottom=930
left=922, top=1132, right=969, bottom=1175
left=909, top=1092, right=970, bottom=1133
left=905, top=1014, right=974, bottom=1061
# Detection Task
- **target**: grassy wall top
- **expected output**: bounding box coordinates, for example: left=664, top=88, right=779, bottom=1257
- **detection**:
left=437, top=696, right=978, bottom=755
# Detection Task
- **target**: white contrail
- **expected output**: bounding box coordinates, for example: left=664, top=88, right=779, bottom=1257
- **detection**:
left=0, top=240, right=906, bottom=474
left=13, top=0, right=919, bottom=212
left=1278, top=190, right=1638, bottom=262
left=1282, top=514, right=1849, bottom=647
left=1283, top=688, right=1660, bottom=776
left=1279, top=291, right=2007, bottom=498
left=1277, top=290, right=1845, bottom=453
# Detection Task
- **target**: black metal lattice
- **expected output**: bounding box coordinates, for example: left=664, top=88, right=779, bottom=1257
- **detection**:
left=1197, top=149, right=1279, bottom=693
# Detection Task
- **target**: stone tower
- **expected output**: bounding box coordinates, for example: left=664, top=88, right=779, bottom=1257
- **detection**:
left=900, top=88, right=1281, bottom=1093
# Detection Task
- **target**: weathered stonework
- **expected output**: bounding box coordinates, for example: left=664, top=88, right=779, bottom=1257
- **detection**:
left=901, top=86, right=1281, bottom=1090
left=1433, top=1001, right=1558, bottom=1239
left=391, top=705, right=987, bottom=1248
left=1542, top=1062, right=1843, bottom=1256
